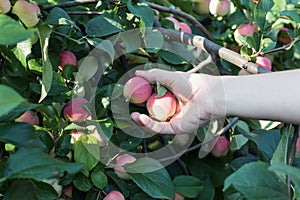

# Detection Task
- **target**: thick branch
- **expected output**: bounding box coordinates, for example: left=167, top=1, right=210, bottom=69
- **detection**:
left=145, top=2, right=214, bottom=41
left=159, top=28, right=269, bottom=74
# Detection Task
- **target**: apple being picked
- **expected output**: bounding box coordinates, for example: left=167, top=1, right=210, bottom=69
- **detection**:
left=15, top=110, right=39, bottom=126
left=12, top=0, right=41, bottom=28
left=114, top=154, right=137, bottom=180
left=209, top=0, right=230, bottom=17
left=63, top=97, right=90, bottom=122
left=0, top=0, right=11, bottom=14
left=103, top=191, right=125, bottom=200
left=59, top=51, right=77, bottom=70
left=146, top=91, right=177, bottom=122
left=211, top=136, right=229, bottom=157
left=123, top=77, right=152, bottom=104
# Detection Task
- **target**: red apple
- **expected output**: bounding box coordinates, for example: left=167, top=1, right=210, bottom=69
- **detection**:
left=255, top=56, right=272, bottom=71
left=63, top=184, right=73, bottom=198
left=211, top=136, right=229, bottom=157
left=234, top=23, right=257, bottom=45
left=104, top=191, right=125, bottom=200
left=146, top=91, right=177, bottom=122
left=209, top=0, right=230, bottom=17
left=123, top=77, right=152, bottom=104
left=179, top=22, right=192, bottom=34
left=63, top=98, right=90, bottom=122
left=277, top=27, right=292, bottom=45
left=12, top=0, right=41, bottom=28
left=114, top=154, right=136, bottom=180
left=15, top=110, right=39, bottom=126
left=59, top=51, right=77, bottom=69
left=193, top=0, right=211, bottom=15
left=253, top=0, right=258, bottom=3
left=0, top=0, right=11, bottom=14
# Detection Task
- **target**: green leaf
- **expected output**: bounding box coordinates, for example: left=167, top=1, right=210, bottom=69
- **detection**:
left=4, top=179, right=57, bottom=200
left=156, top=83, right=168, bottom=98
left=260, top=38, right=277, bottom=52
left=86, top=16, right=123, bottom=37
left=0, top=85, right=26, bottom=117
left=13, top=38, right=33, bottom=67
left=4, top=147, right=84, bottom=181
left=144, top=29, right=164, bottom=52
left=269, top=163, right=300, bottom=195
left=195, top=176, right=215, bottom=200
left=270, top=125, right=290, bottom=181
left=73, top=172, right=93, bottom=192
left=0, top=123, right=45, bottom=150
left=37, top=24, right=53, bottom=103
left=91, top=166, right=108, bottom=189
left=106, top=171, right=130, bottom=197
left=120, top=31, right=142, bottom=53
left=254, top=1, right=274, bottom=34
left=124, top=157, right=175, bottom=199
left=74, top=134, right=100, bottom=171
left=173, top=175, right=203, bottom=198
left=239, top=128, right=280, bottom=160
left=127, top=1, right=154, bottom=28
left=45, top=7, right=79, bottom=29
left=76, top=56, right=99, bottom=82
left=224, top=161, right=289, bottom=200
left=0, top=15, right=36, bottom=45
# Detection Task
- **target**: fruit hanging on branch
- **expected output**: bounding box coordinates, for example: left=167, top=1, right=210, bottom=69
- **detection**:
left=12, top=0, right=41, bottom=28
left=123, top=77, right=153, bottom=104
left=0, top=0, right=11, bottom=14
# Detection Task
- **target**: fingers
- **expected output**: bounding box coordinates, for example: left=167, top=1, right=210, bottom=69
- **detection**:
left=135, top=69, right=180, bottom=88
left=131, top=112, right=176, bottom=134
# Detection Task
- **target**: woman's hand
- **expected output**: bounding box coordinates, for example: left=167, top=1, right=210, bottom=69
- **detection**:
left=131, top=69, right=225, bottom=134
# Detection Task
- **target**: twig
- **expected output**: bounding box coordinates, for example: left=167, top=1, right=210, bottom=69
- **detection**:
left=158, top=117, right=239, bottom=163
left=52, top=31, right=85, bottom=44
left=255, top=38, right=300, bottom=57
left=187, top=55, right=213, bottom=73
left=67, top=11, right=102, bottom=15
left=287, top=125, right=299, bottom=198
left=145, top=1, right=214, bottom=41
left=43, top=0, right=97, bottom=10
left=185, top=117, right=239, bottom=153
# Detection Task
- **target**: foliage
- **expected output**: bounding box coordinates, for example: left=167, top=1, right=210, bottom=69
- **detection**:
left=0, top=0, right=299, bottom=199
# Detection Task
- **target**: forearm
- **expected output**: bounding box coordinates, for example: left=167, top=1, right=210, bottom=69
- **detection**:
left=221, top=69, right=300, bottom=124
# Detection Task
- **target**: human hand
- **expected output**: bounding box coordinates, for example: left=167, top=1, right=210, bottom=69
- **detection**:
left=131, top=69, right=225, bottom=134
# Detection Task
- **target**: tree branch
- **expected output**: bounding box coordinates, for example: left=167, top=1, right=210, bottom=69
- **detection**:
left=67, top=11, right=102, bottom=15
left=158, top=28, right=269, bottom=74
left=43, top=0, right=97, bottom=10
left=145, top=1, right=214, bottom=41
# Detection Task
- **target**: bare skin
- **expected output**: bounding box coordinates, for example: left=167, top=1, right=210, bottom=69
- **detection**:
left=131, top=69, right=300, bottom=134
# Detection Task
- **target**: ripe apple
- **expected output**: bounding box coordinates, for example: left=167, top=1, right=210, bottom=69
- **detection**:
left=12, top=0, right=41, bottom=28
left=277, top=27, right=292, bottom=45
left=211, top=136, right=229, bottom=157
left=0, top=0, right=11, bottom=14
left=59, top=51, right=77, bottom=69
left=63, top=97, right=90, bottom=122
left=15, top=110, right=39, bottom=126
left=104, top=191, right=125, bottom=200
left=166, top=17, right=192, bottom=34
left=193, top=0, right=211, bottom=15
left=146, top=91, right=177, bottom=122
left=114, top=154, right=136, bottom=180
left=209, top=0, right=230, bottom=17
left=123, top=77, right=152, bottom=104
left=234, top=23, right=257, bottom=45
left=255, top=56, right=272, bottom=71
left=63, top=184, right=73, bottom=198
